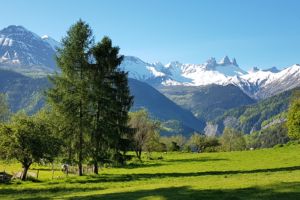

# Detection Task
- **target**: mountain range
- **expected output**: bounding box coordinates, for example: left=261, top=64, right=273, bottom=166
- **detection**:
left=120, top=56, right=300, bottom=100
left=0, top=25, right=299, bottom=135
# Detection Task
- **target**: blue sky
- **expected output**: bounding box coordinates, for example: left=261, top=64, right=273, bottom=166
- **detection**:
left=1, top=0, right=300, bottom=70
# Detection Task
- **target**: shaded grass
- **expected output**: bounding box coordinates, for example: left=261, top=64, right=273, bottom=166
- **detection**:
left=69, top=182, right=300, bottom=200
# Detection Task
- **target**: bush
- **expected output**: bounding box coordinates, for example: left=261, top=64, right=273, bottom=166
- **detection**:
left=169, top=142, right=180, bottom=151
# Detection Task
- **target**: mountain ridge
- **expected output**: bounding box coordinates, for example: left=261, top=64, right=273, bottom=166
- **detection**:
left=0, top=25, right=57, bottom=74
left=120, top=56, right=300, bottom=100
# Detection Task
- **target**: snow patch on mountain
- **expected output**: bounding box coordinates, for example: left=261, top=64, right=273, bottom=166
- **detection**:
left=120, top=56, right=300, bottom=99
left=42, top=35, right=61, bottom=51
left=0, top=25, right=59, bottom=72
left=121, top=56, right=247, bottom=86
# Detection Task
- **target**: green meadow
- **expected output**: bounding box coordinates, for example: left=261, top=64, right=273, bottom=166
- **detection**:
left=1, top=144, right=300, bottom=200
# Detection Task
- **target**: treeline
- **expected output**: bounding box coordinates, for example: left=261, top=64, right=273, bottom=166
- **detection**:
left=137, top=91, right=300, bottom=154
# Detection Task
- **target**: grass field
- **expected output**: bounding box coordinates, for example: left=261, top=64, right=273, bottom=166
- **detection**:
left=1, top=144, right=300, bottom=200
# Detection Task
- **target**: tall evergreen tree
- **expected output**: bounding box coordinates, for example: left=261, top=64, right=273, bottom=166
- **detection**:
left=89, top=37, right=133, bottom=173
left=48, top=21, right=133, bottom=175
left=47, top=20, right=93, bottom=176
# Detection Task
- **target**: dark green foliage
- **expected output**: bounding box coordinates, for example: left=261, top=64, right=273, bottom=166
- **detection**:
left=47, top=20, right=133, bottom=174
left=159, top=84, right=255, bottom=121
left=47, top=20, right=93, bottom=176
left=202, top=137, right=220, bottom=152
left=160, top=134, right=186, bottom=151
left=88, top=36, right=133, bottom=170
left=215, top=87, right=299, bottom=134
left=169, top=142, right=180, bottom=151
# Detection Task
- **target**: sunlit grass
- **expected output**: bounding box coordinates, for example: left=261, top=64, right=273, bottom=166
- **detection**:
left=1, top=144, right=300, bottom=199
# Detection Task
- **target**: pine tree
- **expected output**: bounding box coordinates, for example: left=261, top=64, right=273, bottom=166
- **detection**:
left=47, top=20, right=93, bottom=176
left=89, top=37, right=133, bottom=172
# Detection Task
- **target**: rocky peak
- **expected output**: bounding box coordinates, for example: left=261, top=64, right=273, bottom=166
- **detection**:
left=219, top=56, right=232, bottom=66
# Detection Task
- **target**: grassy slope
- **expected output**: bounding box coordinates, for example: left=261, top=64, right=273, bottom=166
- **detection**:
left=1, top=145, right=300, bottom=199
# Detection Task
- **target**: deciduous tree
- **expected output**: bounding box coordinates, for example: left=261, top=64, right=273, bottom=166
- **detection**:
left=0, top=112, right=61, bottom=180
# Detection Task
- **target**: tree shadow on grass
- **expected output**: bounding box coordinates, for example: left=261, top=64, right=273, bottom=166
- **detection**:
left=118, top=157, right=227, bottom=168
left=0, top=186, right=105, bottom=200
left=66, top=165, right=300, bottom=184
left=0, top=186, right=104, bottom=195
left=164, top=157, right=228, bottom=163
left=68, top=182, right=300, bottom=200
left=117, top=162, right=165, bottom=169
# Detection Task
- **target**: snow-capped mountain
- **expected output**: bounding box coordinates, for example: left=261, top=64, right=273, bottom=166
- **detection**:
left=120, top=56, right=300, bottom=99
left=0, top=25, right=58, bottom=72
left=120, top=56, right=245, bottom=86
left=234, top=64, right=300, bottom=99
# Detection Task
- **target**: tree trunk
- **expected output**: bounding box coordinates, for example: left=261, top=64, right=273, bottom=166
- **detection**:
left=93, top=161, right=98, bottom=174
left=78, top=100, right=83, bottom=176
left=139, top=149, right=142, bottom=160
left=78, top=161, right=83, bottom=176
left=21, top=164, right=30, bottom=181
left=93, top=101, right=100, bottom=176
left=68, top=139, right=72, bottom=163
left=135, top=149, right=139, bottom=160
left=136, top=148, right=142, bottom=160
left=78, top=64, right=84, bottom=176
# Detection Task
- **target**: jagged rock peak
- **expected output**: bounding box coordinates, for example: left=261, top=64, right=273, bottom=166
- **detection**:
left=205, top=57, right=217, bottom=65
left=232, top=58, right=238, bottom=66
left=219, top=56, right=231, bottom=65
